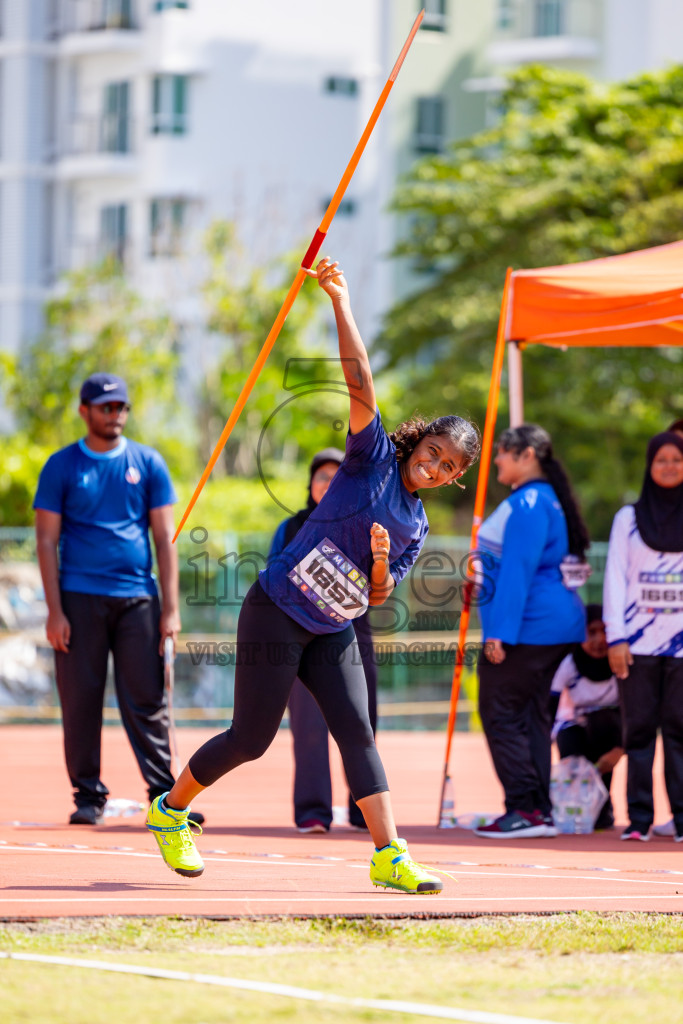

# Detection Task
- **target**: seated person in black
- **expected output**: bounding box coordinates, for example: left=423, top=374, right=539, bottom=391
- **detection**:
left=549, top=604, right=623, bottom=830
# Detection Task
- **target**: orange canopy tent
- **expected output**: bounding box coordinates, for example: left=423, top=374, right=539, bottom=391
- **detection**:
left=509, top=239, right=683, bottom=348
left=505, top=239, right=683, bottom=423
left=438, top=240, right=683, bottom=825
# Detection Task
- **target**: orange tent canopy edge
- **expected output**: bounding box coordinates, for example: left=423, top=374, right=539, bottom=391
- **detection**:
left=506, top=240, right=683, bottom=347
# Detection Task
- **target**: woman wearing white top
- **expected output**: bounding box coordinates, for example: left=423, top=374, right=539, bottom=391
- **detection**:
left=603, top=431, right=683, bottom=842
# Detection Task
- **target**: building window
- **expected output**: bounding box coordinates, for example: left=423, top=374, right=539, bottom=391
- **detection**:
left=100, top=204, right=128, bottom=262
left=104, top=0, right=135, bottom=28
left=45, top=0, right=60, bottom=38
left=534, top=0, right=565, bottom=37
left=421, top=0, right=447, bottom=32
left=149, top=198, right=188, bottom=256
left=45, top=59, right=57, bottom=160
left=324, top=76, right=358, bottom=97
left=87, top=0, right=136, bottom=30
left=101, top=81, right=131, bottom=153
left=43, top=183, right=55, bottom=284
left=320, top=197, right=356, bottom=217
left=151, top=75, right=188, bottom=135
left=415, top=96, right=445, bottom=153
left=153, top=1, right=189, bottom=10
left=496, top=0, right=515, bottom=30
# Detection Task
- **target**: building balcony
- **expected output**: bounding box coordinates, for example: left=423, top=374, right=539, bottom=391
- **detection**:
left=488, top=0, right=601, bottom=64
left=55, top=116, right=138, bottom=179
left=53, top=0, right=142, bottom=54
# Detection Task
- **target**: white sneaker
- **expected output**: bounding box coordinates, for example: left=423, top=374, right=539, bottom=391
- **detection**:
left=652, top=819, right=675, bottom=838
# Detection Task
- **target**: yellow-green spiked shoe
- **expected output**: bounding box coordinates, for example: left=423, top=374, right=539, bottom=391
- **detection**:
left=146, top=793, right=204, bottom=877
left=370, top=838, right=443, bottom=894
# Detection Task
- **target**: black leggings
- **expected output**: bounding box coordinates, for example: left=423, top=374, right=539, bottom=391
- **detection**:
left=618, top=654, right=683, bottom=831
left=479, top=642, right=570, bottom=815
left=189, top=581, right=388, bottom=801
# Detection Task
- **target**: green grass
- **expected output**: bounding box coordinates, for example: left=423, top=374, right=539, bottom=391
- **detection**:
left=2, top=914, right=682, bottom=1024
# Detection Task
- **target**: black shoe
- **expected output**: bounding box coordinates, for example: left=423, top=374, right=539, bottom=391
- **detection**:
left=69, top=805, right=104, bottom=825
left=621, top=823, right=650, bottom=842
left=594, top=809, right=615, bottom=831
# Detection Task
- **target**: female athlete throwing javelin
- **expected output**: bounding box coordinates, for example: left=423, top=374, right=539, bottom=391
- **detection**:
left=146, top=257, right=480, bottom=893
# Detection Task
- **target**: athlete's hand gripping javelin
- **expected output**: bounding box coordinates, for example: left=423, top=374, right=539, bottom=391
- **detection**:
left=303, top=257, right=377, bottom=436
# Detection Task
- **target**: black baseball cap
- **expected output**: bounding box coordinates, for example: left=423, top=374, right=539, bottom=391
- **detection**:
left=80, top=373, right=129, bottom=405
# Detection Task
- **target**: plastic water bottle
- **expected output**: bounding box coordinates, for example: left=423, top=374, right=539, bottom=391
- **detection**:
left=574, top=779, right=594, bottom=835
left=455, top=812, right=495, bottom=830
left=439, top=776, right=456, bottom=828
left=553, top=801, right=569, bottom=834
left=556, top=779, right=576, bottom=834
left=102, top=798, right=145, bottom=819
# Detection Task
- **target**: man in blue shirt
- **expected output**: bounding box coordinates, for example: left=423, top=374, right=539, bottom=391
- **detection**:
left=34, top=373, right=200, bottom=825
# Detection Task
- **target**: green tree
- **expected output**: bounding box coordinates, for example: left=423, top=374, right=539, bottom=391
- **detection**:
left=1, top=259, right=188, bottom=524
left=200, top=222, right=355, bottom=482
left=0, top=226, right=394, bottom=531
left=379, top=64, right=683, bottom=537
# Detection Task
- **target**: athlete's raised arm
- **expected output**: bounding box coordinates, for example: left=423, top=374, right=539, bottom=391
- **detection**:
left=304, top=257, right=376, bottom=435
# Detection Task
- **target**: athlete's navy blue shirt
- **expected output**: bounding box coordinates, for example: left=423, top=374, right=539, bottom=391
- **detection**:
left=260, top=409, right=429, bottom=633
left=33, top=437, right=176, bottom=597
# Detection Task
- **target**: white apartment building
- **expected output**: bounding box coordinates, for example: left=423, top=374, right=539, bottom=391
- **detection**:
left=3, top=0, right=683, bottom=362
left=487, top=0, right=683, bottom=89
left=0, top=0, right=509, bottom=362
left=0, top=0, right=390, bottom=359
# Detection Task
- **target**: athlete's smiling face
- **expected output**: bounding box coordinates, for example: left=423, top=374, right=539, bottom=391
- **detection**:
left=401, top=435, right=465, bottom=492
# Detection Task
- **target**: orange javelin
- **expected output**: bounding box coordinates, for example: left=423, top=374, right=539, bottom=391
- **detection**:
left=174, top=9, right=425, bottom=542
left=437, top=268, right=513, bottom=825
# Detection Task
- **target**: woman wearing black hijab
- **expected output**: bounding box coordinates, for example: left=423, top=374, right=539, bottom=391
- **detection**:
left=603, top=431, right=683, bottom=842
left=268, top=448, right=377, bottom=833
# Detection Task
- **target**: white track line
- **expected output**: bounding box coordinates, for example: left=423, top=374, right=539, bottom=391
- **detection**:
left=0, top=846, right=333, bottom=868
left=346, top=866, right=680, bottom=888
left=0, top=951, right=570, bottom=1024
left=2, top=846, right=680, bottom=888
left=2, top=894, right=682, bottom=905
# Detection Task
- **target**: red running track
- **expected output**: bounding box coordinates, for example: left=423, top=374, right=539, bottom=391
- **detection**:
left=1, top=726, right=682, bottom=917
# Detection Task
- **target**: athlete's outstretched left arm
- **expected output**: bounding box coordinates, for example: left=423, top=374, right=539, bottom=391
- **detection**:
left=304, top=257, right=376, bottom=435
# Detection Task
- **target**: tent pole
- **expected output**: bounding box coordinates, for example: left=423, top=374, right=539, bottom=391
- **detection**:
left=508, top=341, right=524, bottom=426
left=436, top=267, right=513, bottom=827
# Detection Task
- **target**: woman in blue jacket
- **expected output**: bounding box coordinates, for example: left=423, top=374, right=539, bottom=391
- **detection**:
left=474, top=424, right=589, bottom=838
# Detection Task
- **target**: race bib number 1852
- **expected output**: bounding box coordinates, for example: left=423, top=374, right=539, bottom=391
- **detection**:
left=288, top=538, right=370, bottom=624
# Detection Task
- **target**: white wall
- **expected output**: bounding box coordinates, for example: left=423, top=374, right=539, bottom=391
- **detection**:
left=603, top=0, right=683, bottom=80
left=0, top=2, right=53, bottom=352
